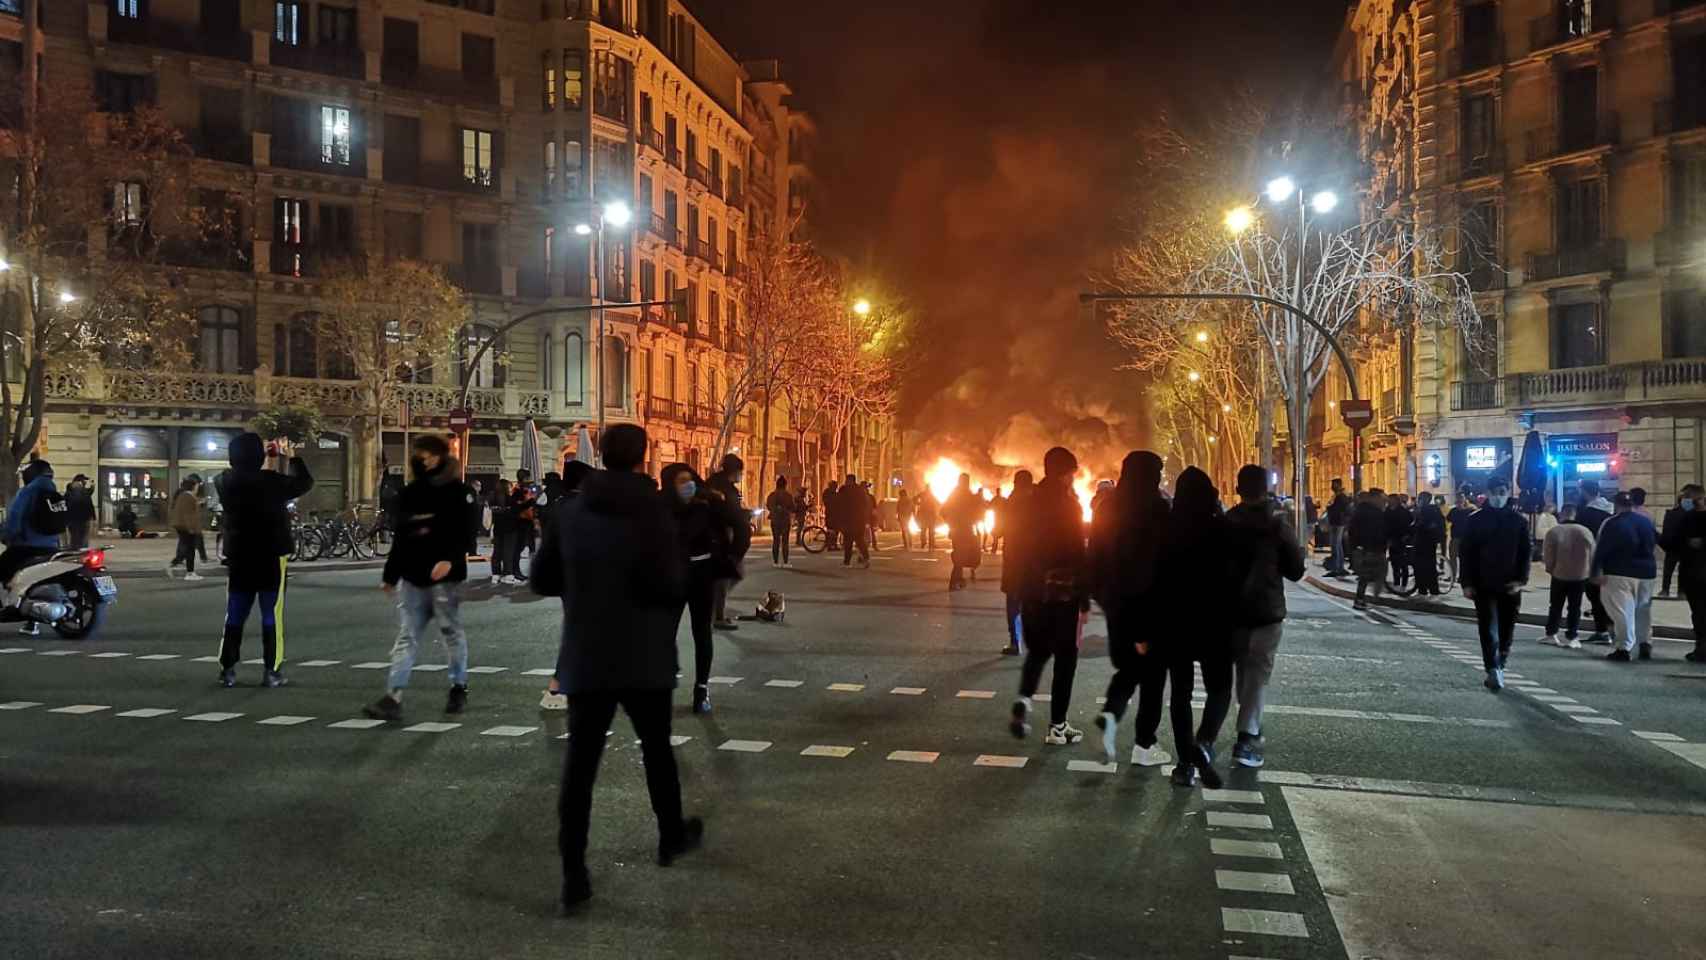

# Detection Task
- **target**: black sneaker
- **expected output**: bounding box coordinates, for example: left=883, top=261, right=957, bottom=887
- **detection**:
left=657, top=817, right=704, bottom=867
left=1587, top=632, right=1613, bottom=645
left=218, top=666, right=236, bottom=688
left=1193, top=743, right=1223, bottom=790
left=713, top=621, right=739, bottom=632
left=363, top=695, right=403, bottom=722
left=445, top=684, right=468, bottom=714
left=1009, top=698, right=1031, bottom=740
left=691, top=685, right=712, bottom=715
left=562, top=869, right=593, bottom=914
left=1686, top=648, right=1706, bottom=663
left=999, top=645, right=1021, bottom=657
left=261, top=669, right=288, bottom=688
left=1606, top=649, right=1632, bottom=663
left=1170, top=763, right=1198, bottom=787
left=1638, top=643, right=1653, bottom=661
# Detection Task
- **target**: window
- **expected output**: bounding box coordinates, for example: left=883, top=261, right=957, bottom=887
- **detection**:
left=113, top=0, right=141, bottom=19
left=197, top=306, right=242, bottom=373
left=543, top=54, right=557, bottom=111
left=664, top=268, right=677, bottom=316
left=638, top=172, right=653, bottom=217
left=564, top=332, right=584, bottom=404
left=1461, top=3, right=1497, bottom=69
left=592, top=50, right=630, bottom=123
left=382, top=17, right=418, bottom=78
left=664, top=114, right=678, bottom=153
left=319, top=204, right=355, bottom=256
left=640, top=92, right=654, bottom=131
left=686, top=280, right=699, bottom=328
left=1462, top=94, right=1494, bottom=168
left=274, top=1, right=302, bottom=44
left=1560, top=66, right=1599, bottom=152
left=96, top=71, right=151, bottom=114
left=542, top=333, right=554, bottom=391
left=320, top=106, right=352, bottom=166
left=1559, top=179, right=1603, bottom=247
left=726, top=226, right=738, bottom=266
left=664, top=190, right=679, bottom=231
left=111, top=181, right=144, bottom=226
left=461, top=324, right=503, bottom=388
left=462, top=34, right=495, bottom=81
left=383, top=210, right=422, bottom=260
left=0, top=291, right=20, bottom=383
left=544, top=226, right=556, bottom=275
left=709, top=291, right=720, bottom=341
left=602, top=336, right=626, bottom=408
left=563, top=50, right=584, bottom=110
left=686, top=202, right=699, bottom=243
left=276, top=197, right=305, bottom=245
left=640, top=259, right=656, bottom=301
left=274, top=313, right=318, bottom=379
left=1553, top=301, right=1605, bottom=368
left=729, top=164, right=742, bottom=198
left=1460, top=317, right=1499, bottom=380
left=462, top=128, right=494, bottom=187
left=384, top=113, right=421, bottom=183
left=1667, top=289, right=1706, bottom=357
left=545, top=140, right=557, bottom=189
left=318, top=5, right=356, bottom=48
left=1680, top=153, right=1706, bottom=227
left=564, top=140, right=582, bottom=194
left=592, top=140, right=627, bottom=201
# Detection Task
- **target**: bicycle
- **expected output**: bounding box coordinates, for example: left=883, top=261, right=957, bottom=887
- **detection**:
left=798, top=506, right=829, bottom=554
left=1385, top=546, right=1455, bottom=598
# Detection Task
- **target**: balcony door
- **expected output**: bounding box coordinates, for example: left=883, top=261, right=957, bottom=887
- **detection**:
left=1558, top=178, right=1602, bottom=248
left=1559, top=66, right=1598, bottom=152
left=1552, top=300, right=1605, bottom=369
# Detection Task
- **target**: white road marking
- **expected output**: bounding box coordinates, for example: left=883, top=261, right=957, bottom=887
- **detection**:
left=887, top=750, right=939, bottom=763
left=708, top=676, right=743, bottom=685
left=328, top=718, right=387, bottom=730
left=1506, top=672, right=1526, bottom=679
left=190, top=656, right=220, bottom=663
left=1523, top=686, right=1560, bottom=694
left=296, top=659, right=341, bottom=667
left=49, top=704, right=110, bottom=714
left=467, top=666, right=508, bottom=674
left=956, top=690, right=996, bottom=700
left=1632, top=730, right=1685, bottom=742
left=1215, top=869, right=1296, bottom=895
left=403, top=722, right=461, bottom=733
left=826, top=683, right=865, bottom=692
left=1532, top=695, right=1579, bottom=704
left=1549, top=704, right=1599, bottom=714
left=1207, top=811, right=1274, bottom=830
left=764, top=679, right=804, bottom=688
left=1211, top=838, right=1284, bottom=859
left=718, top=739, right=771, bottom=753
left=1221, top=907, right=1309, bottom=938
left=352, top=662, right=391, bottom=670
left=800, top=745, right=855, bottom=758
left=87, top=652, right=129, bottom=659
left=257, top=715, right=315, bottom=726
left=974, top=754, right=1028, bottom=768
left=480, top=725, right=538, bottom=737
left=411, top=664, right=448, bottom=672
left=183, top=712, right=243, bottom=722
left=1572, top=716, right=1621, bottom=725
left=37, top=650, right=80, bottom=657
left=521, top=668, right=555, bottom=676
left=1653, top=741, right=1706, bottom=770
left=0, top=701, right=43, bottom=710
left=890, top=686, right=926, bottom=695
left=0, top=647, right=29, bottom=654
left=1203, top=788, right=1266, bottom=805
left=136, top=654, right=182, bottom=661
left=243, top=659, right=263, bottom=665
left=1034, top=694, right=1052, bottom=703
left=669, top=735, right=692, bottom=746
left=1066, top=760, right=1118, bottom=774
left=115, top=708, right=176, bottom=718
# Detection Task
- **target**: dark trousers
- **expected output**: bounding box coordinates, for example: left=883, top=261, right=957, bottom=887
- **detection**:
left=172, top=531, right=197, bottom=573
left=1018, top=601, right=1080, bottom=725
left=686, top=570, right=715, bottom=689
left=1389, top=543, right=1410, bottom=587
left=713, top=577, right=734, bottom=623
left=1169, top=653, right=1232, bottom=761
left=558, top=690, right=684, bottom=873
left=842, top=528, right=869, bottom=565
left=220, top=586, right=282, bottom=670
left=0, top=545, right=53, bottom=588
left=1683, top=576, right=1706, bottom=646
left=1103, top=615, right=1166, bottom=749
left=1472, top=589, right=1519, bottom=671
left=1413, top=542, right=1440, bottom=594
left=68, top=522, right=90, bottom=550
left=1546, top=578, right=1586, bottom=639
left=490, top=529, right=512, bottom=578
left=1004, top=591, right=1023, bottom=649
left=508, top=527, right=534, bottom=580
left=1664, top=553, right=1681, bottom=595
left=771, top=522, right=791, bottom=564
left=900, top=518, right=913, bottom=551
left=1585, top=582, right=1612, bottom=635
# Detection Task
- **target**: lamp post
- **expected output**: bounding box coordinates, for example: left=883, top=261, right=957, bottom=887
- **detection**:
left=574, top=200, right=632, bottom=449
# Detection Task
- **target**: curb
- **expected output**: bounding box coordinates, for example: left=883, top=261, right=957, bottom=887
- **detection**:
left=1304, top=574, right=1698, bottom=642
left=108, top=559, right=392, bottom=581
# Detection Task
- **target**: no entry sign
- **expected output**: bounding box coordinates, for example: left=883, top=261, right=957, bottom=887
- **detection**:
left=448, top=407, right=472, bottom=432
left=1339, top=399, right=1374, bottom=430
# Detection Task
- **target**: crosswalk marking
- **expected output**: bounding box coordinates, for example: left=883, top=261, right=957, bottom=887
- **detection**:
left=480, top=725, right=537, bottom=737
left=256, top=715, right=315, bottom=726
left=412, top=664, right=448, bottom=672
left=467, top=666, right=508, bottom=674
left=890, top=687, right=926, bottom=695
left=296, top=660, right=342, bottom=667
left=1632, top=730, right=1685, bottom=742
left=826, top=683, right=865, bottom=692
left=115, top=708, right=176, bottom=718
left=1573, top=716, right=1621, bottom=725
left=37, top=650, right=80, bottom=657
left=669, top=735, right=692, bottom=746
left=403, top=722, right=461, bottom=733
left=88, top=652, right=130, bottom=659
left=0, top=647, right=30, bottom=654
left=764, top=679, right=804, bottom=688
left=974, top=754, right=1028, bottom=769
left=1207, top=811, right=1273, bottom=830
left=521, top=668, right=555, bottom=676
left=887, top=750, right=939, bottom=764
left=1210, top=838, right=1283, bottom=859
left=718, top=739, right=771, bottom=753
left=328, top=718, right=387, bottom=730
left=351, top=662, right=390, bottom=670
left=1550, top=704, right=1598, bottom=714
left=1203, top=788, right=1265, bottom=805
left=1066, top=760, right=1117, bottom=774
left=1220, top=907, right=1309, bottom=938
left=136, top=654, right=182, bottom=661
left=956, top=690, right=996, bottom=700
left=183, top=712, right=243, bottom=723
left=190, top=656, right=220, bottom=663
left=708, top=676, right=744, bottom=685
left=49, top=704, right=110, bottom=714
left=1215, top=869, right=1295, bottom=895
left=800, top=745, right=855, bottom=758
left=0, top=701, right=43, bottom=710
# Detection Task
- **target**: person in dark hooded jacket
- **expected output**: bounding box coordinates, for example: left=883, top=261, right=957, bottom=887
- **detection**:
left=1008, top=447, right=1090, bottom=746
left=1089, top=451, right=1174, bottom=767
left=1223, top=464, right=1305, bottom=769
left=1156, top=466, right=1234, bottom=789
left=998, top=470, right=1035, bottom=655
left=538, top=424, right=700, bottom=913
left=707, top=453, right=750, bottom=630
left=537, top=460, right=595, bottom=711
left=660, top=461, right=740, bottom=714
left=1346, top=489, right=1390, bottom=610
left=213, top=434, right=313, bottom=688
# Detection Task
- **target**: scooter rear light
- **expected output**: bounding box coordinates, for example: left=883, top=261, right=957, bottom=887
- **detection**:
left=83, top=550, right=105, bottom=570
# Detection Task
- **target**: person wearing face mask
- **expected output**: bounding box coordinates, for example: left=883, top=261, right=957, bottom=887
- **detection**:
left=1458, top=477, right=1530, bottom=690
left=363, top=435, right=480, bottom=721
left=1662, top=485, right=1706, bottom=661
left=706, top=454, right=751, bottom=630
left=1592, top=492, right=1659, bottom=663
left=1659, top=485, right=1701, bottom=599
left=659, top=462, right=735, bottom=713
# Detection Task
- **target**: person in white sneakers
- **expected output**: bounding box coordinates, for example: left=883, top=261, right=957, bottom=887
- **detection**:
left=1007, top=447, right=1090, bottom=747
left=167, top=476, right=206, bottom=582
left=1541, top=503, right=1594, bottom=649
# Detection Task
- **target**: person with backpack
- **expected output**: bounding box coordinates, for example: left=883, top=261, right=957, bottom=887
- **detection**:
left=214, top=436, right=314, bottom=687
left=1008, top=447, right=1090, bottom=747
left=0, top=460, right=67, bottom=634
left=1089, top=452, right=1172, bottom=767
left=167, top=476, right=205, bottom=582
left=1224, top=465, right=1305, bottom=769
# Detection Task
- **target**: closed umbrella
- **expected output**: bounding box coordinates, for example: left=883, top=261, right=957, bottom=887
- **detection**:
left=520, top=417, right=543, bottom=481
left=572, top=424, right=596, bottom=466
left=1516, top=430, right=1548, bottom=513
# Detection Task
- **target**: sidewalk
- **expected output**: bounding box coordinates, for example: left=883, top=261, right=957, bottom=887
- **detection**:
left=1305, top=550, right=1698, bottom=642
left=87, top=535, right=387, bottom=578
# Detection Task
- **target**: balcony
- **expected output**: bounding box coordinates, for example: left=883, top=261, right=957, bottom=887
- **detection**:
left=270, top=141, right=366, bottom=178
left=1514, top=365, right=1629, bottom=407
left=449, top=263, right=503, bottom=296
left=639, top=127, right=664, bottom=156
left=270, top=244, right=315, bottom=278
left=160, top=238, right=250, bottom=273
left=709, top=171, right=724, bottom=198
left=189, top=127, right=252, bottom=165
left=1458, top=146, right=1504, bottom=181
left=382, top=62, right=500, bottom=107
left=592, top=93, right=627, bottom=125
left=727, top=184, right=745, bottom=209
left=689, top=237, right=721, bottom=270
left=664, top=223, right=684, bottom=250
left=687, top=160, right=711, bottom=190
left=421, top=162, right=499, bottom=196
left=1451, top=379, right=1505, bottom=411
left=270, top=41, right=365, bottom=80
left=1655, top=224, right=1706, bottom=266
left=647, top=396, right=685, bottom=422
left=1654, top=98, right=1706, bottom=136
left=106, top=14, right=249, bottom=63
left=1526, top=239, right=1625, bottom=282
left=1529, top=5, right=1612, bottom=55
left=649, top=213, right=671, bottom=241
left=725, top=258, right=743, bottom=281
left=104, top=370, right=256, bottom=406
left=1524, top=114, right=1619, bottom=164
left=665, top=145, right=682, bottom=169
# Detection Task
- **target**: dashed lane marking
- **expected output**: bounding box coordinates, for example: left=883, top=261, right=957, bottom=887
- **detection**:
left=1532, top=695, right=1579, bottom=704
left=1633, top=731, right=1685, bottom=742
left=1066, top=760, right=1118, bottom=774
left=87, top=652, right=130, bottom=659
left=764, top=679, right=804, bottom=688
left=521, top=668, right=555, bottom=676
left=1211, top=838, right=1284, bottom=859
left=1549, top=704, right=1599, bottom=714
left=412, top=664, right=449, bottom=672
left=1221, top=907, right=1309, bottom=939
left=327, top=718, right=386, bottom=730
left=467, top=666, right=508, bottom=675
left=480, top=725, right=537, bottom=737
left=826, top=683, right=865, bottom=692
left=0, top=701, right=43, bottom=710
left=190, top=656, right=220, bottom=663
left=718, top=739, right=771, bottom=753
left=115, top=708, right=175, bottom=718
left=297, top=660, right=342, bottom=667
left=183, top=712, right=243, bottom=723
left=800, top=745, right=855, bottom=758
left=37, top=650, right=79, bottom=657
left=668, top=735, right=692, bottom=746
left=886, top=750, right=940, bottom=764
left=1203, top=788, right=1266, bottom=805
left=48, top=704, right=109, bottom=714
left=1207, top=811, right=1274, bottom=830
left=973, top=754, right=1028, bottom=768
left=890, top=687, right=926, bottom=695
left=351, top=662, right=390, bottom=670
left=136, top=654, right=182, bottom=661
left=403, top=722, right=461, bottom=733
left=256, top=715, right=315, bottom=726
left=1523, top=686, right=1560, bottom=694
left=956, top=690, right=996, bottom=700
left=0, top=647, right=29, bottom=654
left=1573, top=716, right=1621, bottom=725
left=243, top=659, right=263, bottom=665
left=1215, top=869, right=1296, bottom=895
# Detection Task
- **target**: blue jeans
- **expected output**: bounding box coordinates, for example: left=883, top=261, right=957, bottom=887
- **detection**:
left=387, top=581, right=468, bottom=692
left=1328, top=525, right=1347, bottom=574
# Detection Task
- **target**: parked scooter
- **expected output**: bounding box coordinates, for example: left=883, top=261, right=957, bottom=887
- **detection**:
left=0, top=547, right=117, bottom=639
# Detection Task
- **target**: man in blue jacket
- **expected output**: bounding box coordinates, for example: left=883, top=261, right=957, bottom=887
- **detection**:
left=1593, top=492, right=1659, bottom=662
left=0, top=459, right=65, bottom=634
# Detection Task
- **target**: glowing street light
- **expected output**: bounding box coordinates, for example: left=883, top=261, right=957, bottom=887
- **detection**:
left=1195, top=330, right=1210, bottom=344
left=1265, top=176, right=1296, bottom=203
left=1187, top=370, right=1202, bottom=383
left=1223, top=205, right=1254, bottom=234
left=573, top=223, right=593, bottom=236
left=58, top=290, right=76, bottom=304
left=1222, top=404, right=1232, bottom=413
left=852, top=298, right=872, bottom=316
left=1310, top=190, right=1340, bottom=214
left=601, top=200, right=632, bottom=227
left=0, top=258, right=11, bottom=272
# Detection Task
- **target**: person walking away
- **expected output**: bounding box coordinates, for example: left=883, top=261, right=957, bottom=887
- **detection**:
left=837, top=474, right=872, bottom=568
left=657, top=463, right=739, bottom=713
left=766, top=476, right=796, bottom=567
left=998, top=470, right=1035, bottom=655
left=944, top=474, right=981, bottom=590
left=1325, top=478, right=1351, bottom=577
left=0, top=460, right=67, bottom=635
left=917, top=489, right=939, bottom=552
left=363, top=435, right=479, bottom=721
left=490, top=478, right=516, bottom=584
left=1385, top=493, right=1414, bottom=590
left=822, top=480, right=841, bottom=552
left=1008, top=447, right=1090, bottom=747
left=538, top=461, right=592, bottom=711
left=507, top=477, right=539, bottom=584
left=1459, top=477, right=1529, bottom=691
left=1447, top=489, right=1476, bottom=582
left=1088, top=452, right=1173, bottom=767
left=1659, top=487, right=1700, bottom=599
left=1347, top=490, right=1389, bottom=610
left=1574, top=479, right=1617, bottom=643
left=1412, top=492, right=1446, bottom=595
left=897, top=487, right=915, bottom=551
left=1541, top=503, right=1594, bottom=650
left=862, top=481, right=880, bottom=552
left=63, top=474, right=94, bottom=550
left=1593, top=492, right=1659, bottom=662
left=1224, top=465, right=1305, bottom=769
left=168, top=477, right=205, bottom=581
left=1663, top=485, right=1706, bottom=661
left=707, top=454, right=751, bottom=630
left=1154, top=466, right=1234, bottom=788
left=214, top=437, right=313, bottom=687
left=541, top=425, right=700, bottom=911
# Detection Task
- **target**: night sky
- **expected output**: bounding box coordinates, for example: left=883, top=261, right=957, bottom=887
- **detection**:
left=699, top=0, right=1350, bottom=478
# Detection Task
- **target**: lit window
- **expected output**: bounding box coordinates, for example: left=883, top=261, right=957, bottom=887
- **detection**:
left=274, top=1, right=301, bottom=44
left=563, top=51, right=584, bottom=110
left=543, top=55, right=556, bottom=111
left=544, top=141, right=557, bottom=189
left=111, top=181, right=144, bottom=226
left=278, top=198, right=304, bottom=245
left=544, top=226, right=555, bottom=275
left=462, top=129, right=493, bottom=187
left=320, top=106, right=351, bottom=166
left=114, top=0, right=141, bottom=19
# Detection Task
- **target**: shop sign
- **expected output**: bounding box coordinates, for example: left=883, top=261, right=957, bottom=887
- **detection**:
left=1549, top=433, right=1617, bottom=458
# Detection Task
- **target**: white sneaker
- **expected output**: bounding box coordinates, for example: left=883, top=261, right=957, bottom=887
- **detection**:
left=501, top=576, right=523, bottom=586
left=539, top=690, right=567, bottom=711
left=1566, top=637, right=1583, bottom=650
left=1043, top=722, right=1083, bottom=746
left=164, top=564, right=176, bottom=580
left=1131, top=744, right=1173, bottom=767
left=18, top=622, right=38, bottom=636
left=491, top=574, right=501, bottom=584
left=183, top=572, right=205, bottom=582
left=1542, top=634, right=1559, bottom=646
left=1093, top=710, right=1118, bottom=761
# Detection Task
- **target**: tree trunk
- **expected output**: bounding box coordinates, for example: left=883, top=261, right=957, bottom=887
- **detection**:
left=757, top=394, right=774, bottom=499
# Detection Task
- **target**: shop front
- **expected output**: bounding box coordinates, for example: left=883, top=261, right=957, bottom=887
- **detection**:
left=1450, top=437, right=1514, bottom=496
left=1548, top=432, right=1621, bottom=506
left=98, top=425, right=247, bottom=530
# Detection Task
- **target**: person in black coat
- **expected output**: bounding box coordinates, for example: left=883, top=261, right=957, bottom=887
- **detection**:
left=707, top=454, right=751, bottom=629
left=489, top=478, right=516, bottom=583
left=1089, top=451, right=1174, bottom=767
left=1385, top=493, right=1414, bottom=589
left=534, top=425, right=700, bottom=912
left=661, top=462, right=741, bottom=713
left=944, top=474, right=982, bottom=590
left=1459, top=476, right=1530, bottom=690
left=1411, top=491, right=1447, bottom=595
left=538, top=460, right=594, bottom=710
left=214, top=433, right=313, bottom=688
left=1008, top=447, right=1090, bottom=747
left=364, top=435, right=480, bottom=720
left=998, top=470, right=1035, bottom=655
left=1346, top=490, right=1390, bottom=609
left=1660, top=485, right=1701, bottom=599
left=63, top=474, right=95, bottom=550
left=1155, top=466, right=1233, bottom=789
left=837, top=473, right=872, bottom=568
left=1662, top=486, right=1706, bottom=661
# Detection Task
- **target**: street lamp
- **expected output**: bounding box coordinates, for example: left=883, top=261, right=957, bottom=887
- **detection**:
left=1224, top=205, right=1254, bottom=235
left=1310, top=190, right=1339, bottom=214
left=572, top=200, right=635, bottom=450
left=852, top=298, right=872, bottom=317
left=1195, top=330, right=1210, bottom=344
left=58, top=290, right=76, bottom=304
left=1265, top=176, right=1296, bottom=203
left=1187, top=370, right=1201, bottom=383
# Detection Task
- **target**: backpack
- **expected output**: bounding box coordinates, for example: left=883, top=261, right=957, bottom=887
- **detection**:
left=33, top=489, right=69, bottom=536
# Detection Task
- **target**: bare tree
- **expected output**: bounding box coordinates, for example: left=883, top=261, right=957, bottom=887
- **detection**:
left=795, top=293, right=902, bottom=482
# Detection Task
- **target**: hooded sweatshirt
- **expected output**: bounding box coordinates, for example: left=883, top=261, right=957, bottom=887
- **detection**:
left=1156, top=467, right=1233, bottom=653
left=1089, top=451, right=1171, bottom=621
left=216, top=434, right=313, bottom=567
left=382, top=456, right=478, bottom=587
left=3, top=469, right=61, bottom=550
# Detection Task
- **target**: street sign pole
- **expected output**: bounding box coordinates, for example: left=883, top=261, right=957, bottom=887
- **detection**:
left=1338, top=399, right=1374, bottom=495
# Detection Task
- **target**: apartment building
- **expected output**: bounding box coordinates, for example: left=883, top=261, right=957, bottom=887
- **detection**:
left=7, top=0, right=802, bottom=524
left=1335, top=0, right=1706, bottom=508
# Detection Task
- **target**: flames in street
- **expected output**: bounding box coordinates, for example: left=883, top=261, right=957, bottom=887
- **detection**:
left=917, top=455, right=1095, bottom=523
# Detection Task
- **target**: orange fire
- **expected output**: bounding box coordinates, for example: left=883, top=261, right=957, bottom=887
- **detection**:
left=923, top=456, right=964, bottom=505
left=919, top=454, right=1096, bottom=522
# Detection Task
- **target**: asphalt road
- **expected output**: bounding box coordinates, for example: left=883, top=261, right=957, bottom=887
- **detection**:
left=4, top=544, right=1706, bottom=959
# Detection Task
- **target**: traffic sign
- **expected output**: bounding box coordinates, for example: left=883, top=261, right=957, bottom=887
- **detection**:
left=448, top=407, right=472, bottom=432
left=1339, top=399, right=1374, bottom=430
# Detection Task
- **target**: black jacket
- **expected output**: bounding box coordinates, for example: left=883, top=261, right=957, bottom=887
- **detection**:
left=1662, top=505, right=1690, bottom=547
left=1088, top=489, right=1169, bottom=621
left=542, top=470, right=686, bottom=695
left=1414, top=503, right=1447, bottom=545
left=1346, top=501, right=1387, bottom=552
left=1000, top=487, right=1035, bottom=593
left=1384, top=503, right=1414, bottom=546
left=64, top=486, right=95, bottom=526
left=1013, top=475, right=1088, bottom=608
left=1458, top=504, right=1532, bottom=590
left=1325, top=493, right=1351, bottom=526
left=1155, top=467, right=1232, bottom=654
left=708, top=470, right=752, bottom=559
left=381, top=459, right=478, bottom=587
left=217, top=454, right=313, bottom=565
left=1225, top=499, right=1306, bottom=627
left=1576, top=502, right=1613, bottom=536
left=1665, top=509, right=1706, bottom=587
left=836, top=484, right=873, bottom=531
